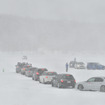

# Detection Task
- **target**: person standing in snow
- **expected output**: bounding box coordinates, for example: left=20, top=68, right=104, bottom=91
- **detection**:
left=66, top=62, right=68, bottom=72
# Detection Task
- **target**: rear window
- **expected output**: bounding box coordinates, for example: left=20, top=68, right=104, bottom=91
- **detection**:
left=30, top=68, right=37, bottom=71
left=46, top=72, right=57, bottom=76
left=62, top=75, right=74, bottom=80
left=38, top=69, right=48, bottom=74
left=29, top=69, right=34, bottom=71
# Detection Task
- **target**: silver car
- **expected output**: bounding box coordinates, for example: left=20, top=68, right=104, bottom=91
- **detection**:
left=39, top=71, right=57, bottom=84
left=74, top=62, right=85, bottom=69
left=76, top=77, right=105, bottom=92
left=25, top=67, right=37, bottom=77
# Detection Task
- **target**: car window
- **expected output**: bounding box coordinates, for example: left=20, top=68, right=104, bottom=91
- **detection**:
left=38, top=69, right=47, bottom=74
left=56, top=75, right=60, bottom=79
left=62, top=75, right=74, bottom=80
left=87, top=78, right=95, bottom=82
left=95, top=78, right=103, bottom=82
left=30, top=68, right=36, bottom=71
left=42, top=72, right=47, bottom=75
left=53, top=75, right=58, bottom=79
left=46, top=72, right=57, bottom=76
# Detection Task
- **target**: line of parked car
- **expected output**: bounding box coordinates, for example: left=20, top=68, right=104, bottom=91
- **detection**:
left=15, top=62, right=105, bottom=92
left=69, top=60, right=105, bottom=70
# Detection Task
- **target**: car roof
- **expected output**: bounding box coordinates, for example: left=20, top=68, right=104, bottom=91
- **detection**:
left=87, top=62, right=99, bottom=64
left=76, top=62, right=84, bottom=64
left=44, top=71, right=56, bottom=73
left=58, top=74, right=72, bottom=76
left=37, top=68, right=48, bottom=71
left=30, top=67, right=37, bottom=69
left=90, top=77, right=105, bottom=79
left=38, top=68, right=47, bottom=70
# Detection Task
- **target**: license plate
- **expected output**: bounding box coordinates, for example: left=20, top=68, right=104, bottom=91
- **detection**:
left=67, top=81, right=71, bottom=83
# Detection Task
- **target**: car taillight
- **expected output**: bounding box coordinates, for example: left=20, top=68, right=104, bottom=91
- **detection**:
left=23, top=68, right=25, bottom=70
left=61, top=80, right=64, bottom=83
left=66, top=74, right=70, bottom=76
left=36, top=72, right=39, bottom=75
left=74, top=80, right=76, bottom=83
left=46, top=76, right=48, bottom=78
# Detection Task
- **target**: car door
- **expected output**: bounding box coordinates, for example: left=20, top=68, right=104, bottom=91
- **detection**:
left=83, top=77, right=96, bottom=90
left=94, top=78, right=104, bottom=90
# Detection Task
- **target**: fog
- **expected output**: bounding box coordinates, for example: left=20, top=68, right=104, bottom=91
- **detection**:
left=0, top=0, right=105, bottom=53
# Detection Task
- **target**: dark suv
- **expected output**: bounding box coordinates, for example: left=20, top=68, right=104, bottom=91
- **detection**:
left=32, top=68, right=48, bottom=81
left=16, top=62, right=26, bottom=73
left=21, top=64, right=32, bottom=75
left=25, top=67, right=37, bottom=77
left=51, top=74, right=76, bottom=88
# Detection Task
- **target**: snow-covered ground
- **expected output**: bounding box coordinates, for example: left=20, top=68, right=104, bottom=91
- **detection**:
left=0, top=51, right=105, bottom=105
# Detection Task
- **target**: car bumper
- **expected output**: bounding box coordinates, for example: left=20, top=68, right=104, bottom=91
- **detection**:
left=61, top=82, right=75, bottom=87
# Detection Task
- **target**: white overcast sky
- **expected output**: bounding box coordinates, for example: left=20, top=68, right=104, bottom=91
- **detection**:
left=0, top=0, right=105, bottom=23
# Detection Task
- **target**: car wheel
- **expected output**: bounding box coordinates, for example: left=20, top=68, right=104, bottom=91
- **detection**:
left=72, top=84, right=75, bottom=88
left=78, top=84, right=84, bottom=91
left=57, top=83, right=61, bottom=88
left=52, top=82, right=54, bottom=87
left=43, top=79, right=46, bottom=84
left=100, top=85, right=105, bottom=92
left=39, top=79, right=41, bottom=83
left=32, top=77, right=34, bottom=80
left=34, top=78, right=37, bottom=81
left=34, top=77, right=37, bottom=81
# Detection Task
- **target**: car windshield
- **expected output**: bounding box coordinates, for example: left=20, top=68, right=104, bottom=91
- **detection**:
left=29, top=69, right=33, bottom=71
left=88, top=63, right=99, bottom=65
left=62, top=75, right=74, bottom=80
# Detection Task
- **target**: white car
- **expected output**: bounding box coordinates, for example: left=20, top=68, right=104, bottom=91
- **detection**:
left=39, top=71, right=57, bottom=84
left=76, top=77, right=105, bottom=92
left=74, top=62, right=85, bottom=69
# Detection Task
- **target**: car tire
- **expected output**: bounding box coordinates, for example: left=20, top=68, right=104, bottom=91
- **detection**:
left=52, top=82, right=54, bottom=87
left=78, top=84, right=84, bottom=91
left=72, top=84, right=75, bottom=88
left=39, top=79, right=41, bottom=83
left=57, top=83, right=61, bottom=88
left=43, top=79, right=46, bottom=84
left=34, top=78, right=37, bottom=81
left=32, top=77, right=34, bottom=80
left=100, top=85, right=105, bottom=92
left=34, top=77, right=36, bottom=81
